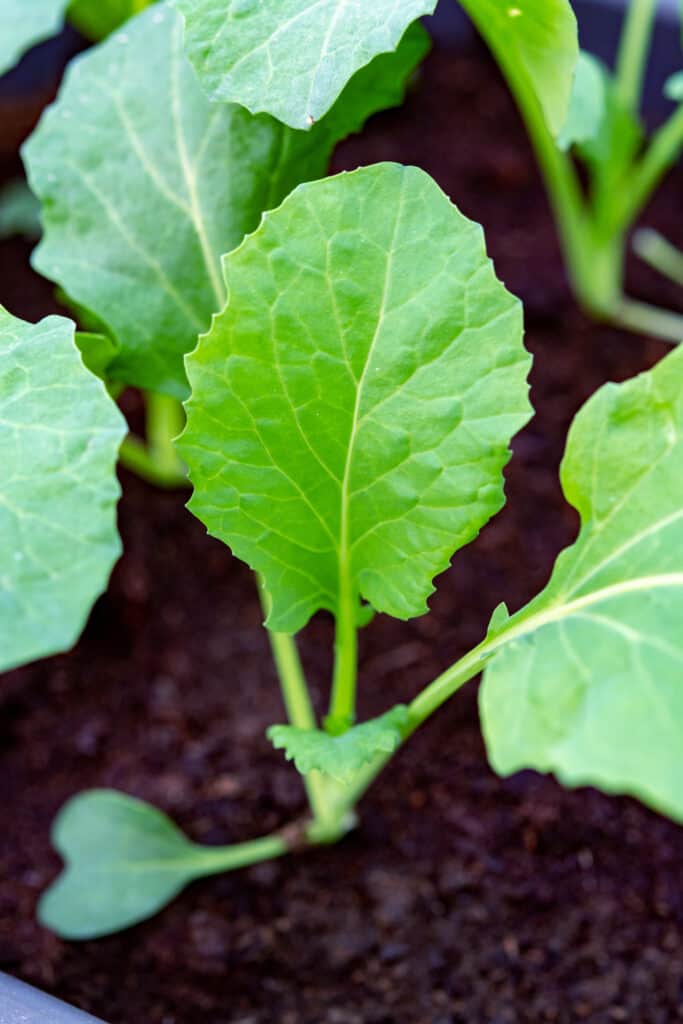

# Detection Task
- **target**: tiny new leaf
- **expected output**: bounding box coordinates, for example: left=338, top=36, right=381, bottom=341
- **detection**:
left=481, top=346, right=683, bottom=822
left=268, top=706, right=410, bottom=785
left=454, top=0, right=578, bottom=135
left=180, top=163, right=532, bottom=634
left=0, top=0, right=68, bottom=76
left=39, top=790, right=210, bottom=938
left=171, top=0, right=437, bottom=130
left=0, top=309, right=125, bottom=672
left=24, top=4, right=428, bottom=397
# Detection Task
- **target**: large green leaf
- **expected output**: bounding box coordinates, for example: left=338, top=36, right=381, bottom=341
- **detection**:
left=0, top=309, right=125, bottom=672
left=481, top=346, right=683, bottom=822
left=172, top=0, right=436, bottom=131
left=180, top=163, right=532, bottom=634
left=0, top=0, right=68, bottom=76
left=24, top=4, right=428, bottom=398
left=67, top=0, right=155, bottom=39
left=269, top=706, right=409, bottom=784
left=458, top=0, right=578, bottom=135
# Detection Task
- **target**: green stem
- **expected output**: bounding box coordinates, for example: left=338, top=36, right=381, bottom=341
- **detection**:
left=615, top=298, right=683, bottom=344
left=633, top=229, right=683, bottom=288
left=614, top=0, right=657, bottom=113
left=191, top=832, right=290, bottom=876
left=118, top=434, right=187, bottom=488
left=257, top=577, right=336, bottom=829
left=325, top=576, right=358, bottom=736
left=616, top=105, right=683, bottom=232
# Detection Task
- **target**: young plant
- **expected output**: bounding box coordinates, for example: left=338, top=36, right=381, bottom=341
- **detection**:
left=37, top=164, right=683, bottom=941
left=0, top=308, right=125, bottom=672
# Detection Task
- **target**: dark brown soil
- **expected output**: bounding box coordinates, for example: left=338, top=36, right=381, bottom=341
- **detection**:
left=2, top=38, right=683, bottom=1024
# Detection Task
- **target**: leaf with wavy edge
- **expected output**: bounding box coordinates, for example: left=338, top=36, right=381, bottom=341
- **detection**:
left=269, top=706, right=409, bottom=784
left=180, top=163, right=531, bottom=633
left=0, top=308, right=125, bottom=672
left=0, top=0, right=68, bottom=76
left=24, top=4, right=429, bottom=397
left=481, top=346, right=683, bottom=822
left=172, top=0, right=436, bottom=130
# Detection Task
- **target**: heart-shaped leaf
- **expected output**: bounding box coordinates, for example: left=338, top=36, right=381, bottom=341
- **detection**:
left=269, top=706, right=410, bottom=784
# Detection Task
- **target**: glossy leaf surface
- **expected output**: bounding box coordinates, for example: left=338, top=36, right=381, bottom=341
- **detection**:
left=172, top=0, right=436, bottom=129
left=180, top=163, right=532, bottom=633
left=482, top=347, right=683, bottom=821
left=24, top=4, right=428, bottom=397
left=0, top=309, right=125, bottom=672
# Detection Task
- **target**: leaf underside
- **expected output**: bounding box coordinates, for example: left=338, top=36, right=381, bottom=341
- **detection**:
left=0, top=0, right=68, bottom=77
left=0, top=309, right=125, bottom=672
left=268, top=706, right=410, bottom=784
left=180, top=163, right=532, bottom=633
left=171, top=0, right=437, bottom=130
left=23, top=3, right=428, bottom=397
left=457, top=0, right=578, bottom=135
left=481, top=346, right=683, bottom=823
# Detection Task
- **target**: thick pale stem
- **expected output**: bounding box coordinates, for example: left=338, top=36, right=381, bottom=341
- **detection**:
left=118, top=434, right=187, bottom=488
left=118, top=392, right=187, bottom=488
left=633, top=229, right=683, bottom=288
left=616, top=299, right=683, bottom=345
left=615, top=0, right=657, bottom=113
left=257, top=577, right=336, bottom=828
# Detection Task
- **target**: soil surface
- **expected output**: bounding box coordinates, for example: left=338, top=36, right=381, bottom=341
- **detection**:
left=2, top=38, right=683, bottom=1024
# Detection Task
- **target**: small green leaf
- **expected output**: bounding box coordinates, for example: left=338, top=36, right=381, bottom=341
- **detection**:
left=180, top=163, right=532, bottom=633
left=0, top=0, right=68, bottom=76
left=486, top=601, right=510, bottom=638
left=75, top=331, right=120, bottom=379
left=0, top=309, right=126, bottom=672
left=0, top=179, right=41, bottom=241
left=39, top=790, right=207, bottom=938
left=458, top=0, right=578, bottom=135
left=481, top=346, right=683, bottom=822
left=171, top=0, right=436, bottom=130
left=664, top=71, right=683, bottom=102
left=67, top=0, right=156, bottom=39
left=557, top=51, right=607, bottom=152
left=269, top=706, right=410, bottom=784
left=24, top=5, right=428, bottom=397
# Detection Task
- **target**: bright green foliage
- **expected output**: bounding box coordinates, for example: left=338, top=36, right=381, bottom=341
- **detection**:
left=75, top=332, right=120, bottom=379
left=24, top=4, right=429, bottom=398
left=269, top=706, right=409, bottom=784
left=180, top=163, right=531, bottom=634
left=39, top=790, right=210, bottom=938
left=172, top=0, right=436, bottom=130
left=458, top=0, right=578, bottom=135
left=0, top=0, right=68, bottom=76
left=68, top=0, right=155, bottom=39
left=558, top=51, right=606, bottom=151
left=481, top=346, right=683, bottom=822
left=0, top=309, right=125, bottom=672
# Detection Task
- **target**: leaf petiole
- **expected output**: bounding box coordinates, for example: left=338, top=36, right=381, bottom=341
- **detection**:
left=118, top=392, right=188, bottom=488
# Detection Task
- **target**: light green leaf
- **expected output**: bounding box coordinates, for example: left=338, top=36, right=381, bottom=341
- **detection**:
left=171, top=0, right=436, bottom=130
left=0, top=179, right=41, bottom=241
left=557, top=50, right=607, bottom=152
left=0, top=0, right=68, bottom=76
left=481, top=346, right=683, bottom=822
left=180, top=163, right=532, bottom=634
left=664, top=71, right=683, bottom=102
left=0, top=309, right=125, bottom=672
left=458, top=0, right=578, bottom=135
left=67, top=0, right=156, bottom=39
left=573, top=61, right=642, bottom=200
left=39, top=790, right=208, bottom=938
left=269, top=706, right=410, bottom=785
left=24, top=4, right=429, bottom=398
